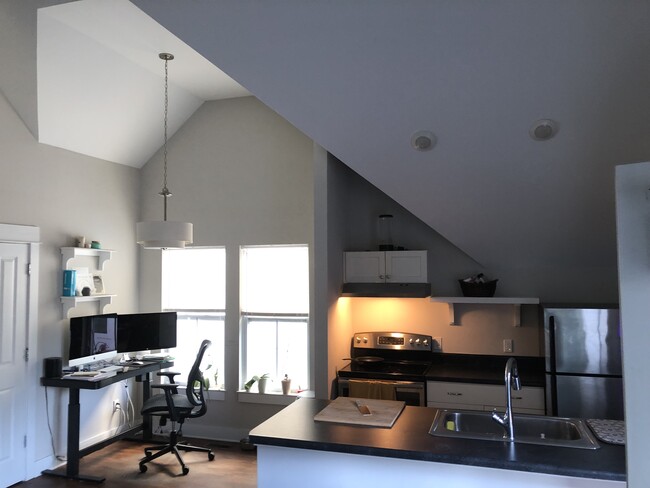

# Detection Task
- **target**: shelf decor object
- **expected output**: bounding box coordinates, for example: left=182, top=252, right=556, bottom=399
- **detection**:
left=430, top=296, right=540, bottom=327
left=136, top=53, right=193, bottom=249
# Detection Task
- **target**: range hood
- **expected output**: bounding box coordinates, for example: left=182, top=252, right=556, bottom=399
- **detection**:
left=340, top=282, right=431, bottom=298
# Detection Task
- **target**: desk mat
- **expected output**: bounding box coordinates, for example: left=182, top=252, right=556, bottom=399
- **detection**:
left=587, top=419, right=626, bottom=445
left=314, top=397, right=405, bottom=428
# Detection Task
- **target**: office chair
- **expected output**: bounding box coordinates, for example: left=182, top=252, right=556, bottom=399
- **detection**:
left=139, top=339, right=215, bottom=475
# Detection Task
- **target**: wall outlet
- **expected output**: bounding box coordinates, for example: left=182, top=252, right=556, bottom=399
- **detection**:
left=503, top=339, right=513, bottom=353
left=432, top=337, right=442, bottom=352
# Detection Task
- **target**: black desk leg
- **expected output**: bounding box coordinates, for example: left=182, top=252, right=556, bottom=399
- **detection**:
left=41, top=388, right=105, bottom=483
left=141, top=372, right=153, bottom=441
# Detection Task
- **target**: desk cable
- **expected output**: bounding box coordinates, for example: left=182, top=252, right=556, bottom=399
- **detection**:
left=44, top=386, right=66, bottom=462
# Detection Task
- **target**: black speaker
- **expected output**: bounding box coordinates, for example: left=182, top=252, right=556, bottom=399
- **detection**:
left=44, top=357, right=62, bottom=378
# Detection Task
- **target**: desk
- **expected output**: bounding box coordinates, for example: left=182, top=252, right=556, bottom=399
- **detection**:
left=41, top=361, right=173, bottom=483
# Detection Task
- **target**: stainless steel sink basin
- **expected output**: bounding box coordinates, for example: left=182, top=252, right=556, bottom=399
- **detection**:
left=429, top=409, right=600, bottom=449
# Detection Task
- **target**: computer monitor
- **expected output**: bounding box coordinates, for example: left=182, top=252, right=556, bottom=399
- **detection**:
left=116, top=312, right=177, bottom=354
left=68, top=313, right=118, bottom=368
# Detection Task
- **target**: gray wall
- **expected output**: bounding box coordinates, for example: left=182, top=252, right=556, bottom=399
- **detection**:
left=138, top=96, right=315, bottom=440
left=0, top=90, right=140, bottom=468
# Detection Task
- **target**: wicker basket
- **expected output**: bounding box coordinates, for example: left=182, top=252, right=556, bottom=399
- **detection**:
left=458, top=279, right=498, bottom=297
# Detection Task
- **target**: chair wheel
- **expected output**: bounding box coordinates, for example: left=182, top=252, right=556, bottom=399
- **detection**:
left=208, top=452, right=215, bottom=461
left=182, top=467, right=189, bottom=476
left=139, top=463, right=147, bottom=473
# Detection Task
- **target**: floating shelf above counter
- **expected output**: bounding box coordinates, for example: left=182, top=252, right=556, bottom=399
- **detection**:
left=60, top=295, right=116, bottom=318
left=430, top=296, right=540, bottom=326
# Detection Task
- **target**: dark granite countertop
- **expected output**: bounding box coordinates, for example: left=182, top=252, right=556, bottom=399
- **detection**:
left=425, top=354, right=546, bottom=387
left=249, top=398, right=625, bottom=482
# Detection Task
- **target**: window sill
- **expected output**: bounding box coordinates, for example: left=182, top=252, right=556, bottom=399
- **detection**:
left=237, top=390, right=314, bottom=406
left=177, top=385, right=226, bottom=401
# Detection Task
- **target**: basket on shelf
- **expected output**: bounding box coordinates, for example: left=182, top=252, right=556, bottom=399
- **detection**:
left=458, top=279, right=498, bottom=297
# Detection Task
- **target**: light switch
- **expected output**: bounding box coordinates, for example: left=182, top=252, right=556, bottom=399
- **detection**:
left=503, top=339, right=513, bottom=353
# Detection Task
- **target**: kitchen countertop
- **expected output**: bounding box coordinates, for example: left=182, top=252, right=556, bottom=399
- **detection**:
left=249, top=398, right=625, bottom=482
left=425, top=354, right=546, bottom=387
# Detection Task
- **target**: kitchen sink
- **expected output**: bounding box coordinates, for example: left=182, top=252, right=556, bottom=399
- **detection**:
left=429, top=409, right=600, bottom=449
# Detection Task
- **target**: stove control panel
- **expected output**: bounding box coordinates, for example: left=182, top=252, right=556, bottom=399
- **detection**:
left=353, top=332, right=432, bottom=351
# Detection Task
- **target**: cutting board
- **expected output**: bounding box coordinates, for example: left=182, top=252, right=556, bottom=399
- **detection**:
left=314, top=397, right=406, bottom=428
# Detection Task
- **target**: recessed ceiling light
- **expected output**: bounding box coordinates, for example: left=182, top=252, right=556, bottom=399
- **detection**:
left=411, top=130, right=437, bottom=151
left=530, top=119, right=558, bottom=141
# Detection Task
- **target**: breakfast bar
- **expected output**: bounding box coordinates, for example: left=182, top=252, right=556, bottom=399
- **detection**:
left=249, top=398, right=626, bottom=488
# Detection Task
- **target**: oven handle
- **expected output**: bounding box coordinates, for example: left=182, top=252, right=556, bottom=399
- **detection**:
left=339, top=378, right=423, bottom=388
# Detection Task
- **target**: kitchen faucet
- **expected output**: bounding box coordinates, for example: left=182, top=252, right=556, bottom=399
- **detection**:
left=491, top=357, right=522, bottom=441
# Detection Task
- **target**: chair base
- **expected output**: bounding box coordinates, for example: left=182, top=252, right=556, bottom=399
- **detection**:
left=139, top=430, right=215, bottom=476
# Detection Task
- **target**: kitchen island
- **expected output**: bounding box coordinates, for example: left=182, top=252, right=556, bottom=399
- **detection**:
left=249, top=398, right=625, bottom=488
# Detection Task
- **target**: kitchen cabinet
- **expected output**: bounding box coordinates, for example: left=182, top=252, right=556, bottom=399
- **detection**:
left=344, top=250, right=427, bottom=283
left=427, top=381, right=545, bottom=415
left=60, top=247, right=116, bottom=317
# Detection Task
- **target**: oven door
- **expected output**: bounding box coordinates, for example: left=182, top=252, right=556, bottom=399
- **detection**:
left=338, top=377, right=425, bottom=406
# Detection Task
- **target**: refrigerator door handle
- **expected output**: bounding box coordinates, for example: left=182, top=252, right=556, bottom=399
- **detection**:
left=548, top=315, right=557, bottom=374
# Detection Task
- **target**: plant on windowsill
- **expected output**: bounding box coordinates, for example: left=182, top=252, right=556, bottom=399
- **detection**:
left=244, top=373, right=270, bottom=394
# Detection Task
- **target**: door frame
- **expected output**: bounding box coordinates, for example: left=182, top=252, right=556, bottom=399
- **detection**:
left=0, top=223, right=40, bottom=481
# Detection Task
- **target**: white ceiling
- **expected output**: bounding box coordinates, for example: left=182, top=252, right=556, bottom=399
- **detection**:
left=36, top=0, right=249, bottom=167
left=28, top=0, right=650, bottom=283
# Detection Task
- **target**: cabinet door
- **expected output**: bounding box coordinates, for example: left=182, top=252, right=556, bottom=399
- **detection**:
left=385, top=251, right=427, bottom=283
left=427, top=381, right=545, bottom=413
left=344, top=252, right=386, bottom=283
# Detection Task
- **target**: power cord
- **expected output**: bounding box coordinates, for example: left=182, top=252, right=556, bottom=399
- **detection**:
left=44, top=387, right=66, bottom=462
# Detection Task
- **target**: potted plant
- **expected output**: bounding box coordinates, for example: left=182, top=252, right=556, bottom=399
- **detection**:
left=244, top=373, right=270, bottom=393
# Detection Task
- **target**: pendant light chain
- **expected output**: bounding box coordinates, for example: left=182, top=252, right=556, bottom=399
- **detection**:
left=159, top=53, right=174, bottom=220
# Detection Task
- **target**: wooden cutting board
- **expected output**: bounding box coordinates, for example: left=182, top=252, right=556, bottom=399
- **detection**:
left=314, top=397, right=406, bottom=428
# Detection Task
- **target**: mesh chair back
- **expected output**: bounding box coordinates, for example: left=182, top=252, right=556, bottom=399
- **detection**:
left=185, top=339, right=212, bottom=412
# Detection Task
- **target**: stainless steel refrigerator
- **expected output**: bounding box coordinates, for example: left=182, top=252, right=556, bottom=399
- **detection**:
left=544, top=306, right=624, bottom=420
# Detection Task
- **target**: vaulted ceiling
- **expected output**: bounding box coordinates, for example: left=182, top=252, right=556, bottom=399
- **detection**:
left=11, top=1, right=650, bottom=286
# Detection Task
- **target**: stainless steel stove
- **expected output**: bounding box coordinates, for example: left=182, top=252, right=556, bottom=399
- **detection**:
left=337, top=331, right=432, bottom=406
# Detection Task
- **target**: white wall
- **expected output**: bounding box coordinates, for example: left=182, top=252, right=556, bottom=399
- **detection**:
left=0, top=90, right=140, bottom=473
left=138, top=96, right=315, bottom=439
left=615, top=161, right=650, bottom=487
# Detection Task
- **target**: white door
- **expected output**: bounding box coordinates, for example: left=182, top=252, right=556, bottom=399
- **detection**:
left=0, top=243, right=29, bottom=487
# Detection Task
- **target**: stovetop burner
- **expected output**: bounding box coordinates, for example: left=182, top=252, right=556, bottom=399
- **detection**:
left=338, top=331, right=433, bottom=381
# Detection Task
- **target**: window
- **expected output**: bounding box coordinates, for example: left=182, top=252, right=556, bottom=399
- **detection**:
left=240, top=245, right=309, bottom=392
left=162, top=248, right=225, bottom=389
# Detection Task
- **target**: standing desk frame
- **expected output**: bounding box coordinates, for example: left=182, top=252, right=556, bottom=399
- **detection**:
left=40, top=361, right=173, bottom=483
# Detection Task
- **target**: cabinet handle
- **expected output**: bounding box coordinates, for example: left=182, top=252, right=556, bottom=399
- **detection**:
left=512, top=396, right=523, bottom=400
left=385, top=274, right=391, bottom=280
left=379, top=275, right=384, bottom=279
left=447, top=392, right=463, bottom=396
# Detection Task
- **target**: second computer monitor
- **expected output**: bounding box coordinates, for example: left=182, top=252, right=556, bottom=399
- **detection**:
left=116, top=311, right=177, bottom=354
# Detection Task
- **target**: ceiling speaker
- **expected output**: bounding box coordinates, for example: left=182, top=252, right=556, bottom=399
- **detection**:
left=411, top=130, right=437, bottom=151
left=530, top=119, right=558, bottom=141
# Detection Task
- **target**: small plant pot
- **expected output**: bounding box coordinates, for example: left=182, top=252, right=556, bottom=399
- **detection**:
left=257, top=377, right=267, bottom=394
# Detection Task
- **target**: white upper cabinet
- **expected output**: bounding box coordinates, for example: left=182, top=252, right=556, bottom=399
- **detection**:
left=344, top=250, right=427, bottom=283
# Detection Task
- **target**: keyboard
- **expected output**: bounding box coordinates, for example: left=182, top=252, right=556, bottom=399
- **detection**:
left=63, top=371, right=118, bottom=381
left=99, top=365, right=123, bottom=373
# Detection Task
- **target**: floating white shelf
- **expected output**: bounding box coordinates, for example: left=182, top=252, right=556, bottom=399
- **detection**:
left=430, top=296, right=540, bottom=326
left=61, top=247, right=115, bottom=271
left=60, top=295, right=116, bottom=317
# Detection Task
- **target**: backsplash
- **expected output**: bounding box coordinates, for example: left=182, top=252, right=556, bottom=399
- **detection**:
left=334, top=297, right=542, bottom=357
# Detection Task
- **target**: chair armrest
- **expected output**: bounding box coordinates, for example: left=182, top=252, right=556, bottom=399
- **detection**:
left=157, top=371, right=181, bottom=383
left=152, top=382, right=179, bottom=395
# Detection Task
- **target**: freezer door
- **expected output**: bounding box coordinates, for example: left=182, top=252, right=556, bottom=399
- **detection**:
left=554, top=374, right=624, bottom=420
left=545, top=308, right=622, bottom=375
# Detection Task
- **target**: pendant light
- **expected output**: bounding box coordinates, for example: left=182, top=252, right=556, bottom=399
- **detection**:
left=136, top=53, right=193, bottom=249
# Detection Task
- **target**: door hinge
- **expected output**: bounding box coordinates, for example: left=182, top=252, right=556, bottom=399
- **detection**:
left=27, top=263, right=32, bottom=275
left=24, top=348, right=29, bottom=362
